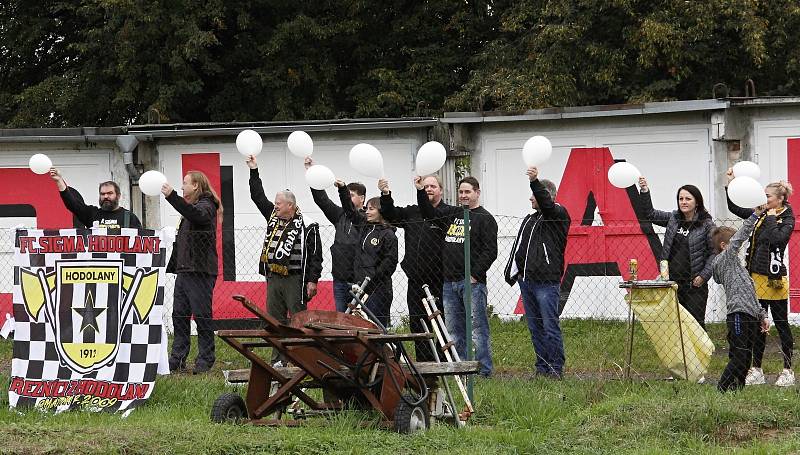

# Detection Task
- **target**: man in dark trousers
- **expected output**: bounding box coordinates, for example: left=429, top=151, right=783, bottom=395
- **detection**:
left=378, top=175, right=451, bottom=362
left=504, top=167, right=571, bottom=379
left=248, top=155, right=323, bottom=366
left=419, top=176, right=498, bottom=377
left=304, top=157, right=366, bottom=312
left=50, top=167, right=142, bottom=228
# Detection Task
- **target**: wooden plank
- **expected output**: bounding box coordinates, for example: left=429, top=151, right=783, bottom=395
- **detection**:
left=223, top=361, right=480, bottom=384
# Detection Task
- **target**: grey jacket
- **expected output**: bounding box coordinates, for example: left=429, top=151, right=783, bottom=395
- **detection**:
left=712, top=214, right=766, bottom=319
left=639, top=191, right=716, bottom=282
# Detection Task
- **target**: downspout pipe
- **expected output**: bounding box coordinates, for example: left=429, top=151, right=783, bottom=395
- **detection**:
left=116, top=135, right=141, bottom=180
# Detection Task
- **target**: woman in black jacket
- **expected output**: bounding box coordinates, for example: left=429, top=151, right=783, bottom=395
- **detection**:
left=726, top=169, right=796, bottom=386
left=638, top=177, right=716, bottom=329
left=162, top=171, right=220, bottom=374
left=340, top=183, right=398, bottom=328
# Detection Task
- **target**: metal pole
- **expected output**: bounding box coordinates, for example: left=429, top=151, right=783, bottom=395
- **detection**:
left=463, top=205, right=473, bottom=402
left=625, top=286, right=635, bottom=380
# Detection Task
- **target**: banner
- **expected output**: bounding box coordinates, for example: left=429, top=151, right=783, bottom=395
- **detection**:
left=8, top=228, right=170, bottom=412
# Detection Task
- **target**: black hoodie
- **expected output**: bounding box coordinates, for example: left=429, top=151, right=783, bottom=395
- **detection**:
left=380, top=188, right=451, bottom=278
left=418, top=190, right=498, bottom=284
left=310, top=186, right=362, bottom=283
left=339, top=188, right=398, bottom=295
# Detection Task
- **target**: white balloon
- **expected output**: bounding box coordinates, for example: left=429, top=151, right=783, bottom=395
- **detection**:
left=607, top=162, right=641, bottom=189
left=522, top=136, right=553, bottom=166
left=349, top=143, right=384, bottom=178
left=305, top=165, right=335, bottom=190
left=235, top=129, right=263, bottom=156
left=138, top=170, right=167, bottom=196
left=287, top=131, right=313, bottom=158
left=732, top=160, right=761, bottom=179
left=415, top=141, right=446, bottom=175
left=29, top=153, right=52, bottom=175
left=728, top=176, right=767, bottom=208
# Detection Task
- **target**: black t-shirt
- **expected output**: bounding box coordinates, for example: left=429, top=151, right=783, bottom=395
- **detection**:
left=60, top=187, right=142, bottom=229
left=669, top=221, right=692, bottom=280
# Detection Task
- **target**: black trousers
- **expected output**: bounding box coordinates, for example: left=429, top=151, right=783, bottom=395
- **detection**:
left=170, top=272, right=216, bottom=368
left=675, top=280, right=708, bottom=330
left=753, top=299, right=794, bottom=369
left=407, top=273, right=444, bottom=362
left=718, top=312, right=758, bottom=392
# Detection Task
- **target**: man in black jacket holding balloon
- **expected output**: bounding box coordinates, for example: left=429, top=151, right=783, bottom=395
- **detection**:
left=378, top=175, right=451, bottom=362
left=504, top=167, right=571, bottom=379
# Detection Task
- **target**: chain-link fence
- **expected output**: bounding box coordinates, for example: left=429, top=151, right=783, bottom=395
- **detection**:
left=2, top=212, right=797, bottom=386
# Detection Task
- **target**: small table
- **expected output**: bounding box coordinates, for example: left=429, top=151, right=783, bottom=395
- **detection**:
left=619, top=280, right=687, bottom=380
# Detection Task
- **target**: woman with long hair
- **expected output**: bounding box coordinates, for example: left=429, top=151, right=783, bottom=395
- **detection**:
left=161, top=171, right=221, bottom=374
left=638, top=178, right=717, bottom=329
left=339, top=185, right=398, bottom=329
left=727, top=170, right=796, bottom=387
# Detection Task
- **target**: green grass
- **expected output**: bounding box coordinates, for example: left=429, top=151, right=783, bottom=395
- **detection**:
left=2, top=319, right=800, bottom=454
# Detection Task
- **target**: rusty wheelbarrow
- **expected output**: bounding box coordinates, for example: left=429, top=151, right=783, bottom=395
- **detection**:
left=210, top=294, right=478, bottom=433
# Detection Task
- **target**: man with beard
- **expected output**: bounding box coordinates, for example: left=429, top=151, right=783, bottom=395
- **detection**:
left=378, top=175, right=451, bottom=362
left=50, top=168, right=142, bottom=229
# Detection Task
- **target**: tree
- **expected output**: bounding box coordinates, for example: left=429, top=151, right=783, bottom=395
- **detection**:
left=446, top=0, right=800, bottom=111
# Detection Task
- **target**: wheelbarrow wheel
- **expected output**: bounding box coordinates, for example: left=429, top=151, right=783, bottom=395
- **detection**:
left=394, top=394, right=429, bottom=434
left=211, top=393, right=247, bottom=423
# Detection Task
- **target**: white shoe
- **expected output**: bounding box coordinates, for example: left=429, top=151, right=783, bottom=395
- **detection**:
left=697, top=376, right=706, bottom=384
left=775, top=369, right=795, bottom=387
left=272, top=360, right=283, bottom=369
left=745, top=367, right=766, bottom=385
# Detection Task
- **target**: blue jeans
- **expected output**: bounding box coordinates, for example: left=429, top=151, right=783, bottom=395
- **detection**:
left=443, top=281, right=493, bottom=377
left=518, top=279, right=564, bottom=376
left=333, top=279, right=352, bottom=313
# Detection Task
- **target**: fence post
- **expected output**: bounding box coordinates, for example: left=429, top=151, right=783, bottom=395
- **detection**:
left=463, top=205, right=473, bottom=402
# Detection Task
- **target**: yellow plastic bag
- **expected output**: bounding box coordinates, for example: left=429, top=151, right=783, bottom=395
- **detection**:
left=627, top=284, right=714, bottom=381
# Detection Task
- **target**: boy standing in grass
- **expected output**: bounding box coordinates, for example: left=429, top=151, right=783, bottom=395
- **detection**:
left=712, top=208, right=770, bottom=392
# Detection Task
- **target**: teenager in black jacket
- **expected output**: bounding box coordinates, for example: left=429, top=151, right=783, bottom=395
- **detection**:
left=638, top=177, right=716, bottom=330
left=504, top=167, right=571, bottom=378
left=378, top=175, right=450, bottom=361
left=340, top=183, right=398, bottom=328
left=304, top=157, right=366, bottom=312
left=162, top=171, right=220, bottom=374
left=726, top=169, right=796, bottom=387
left=419, top=176, right=498, bottom=377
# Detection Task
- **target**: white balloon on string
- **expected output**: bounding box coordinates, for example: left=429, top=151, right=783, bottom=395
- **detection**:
left=522, top=136, right=552, bottom=166
left=287, top=131, right=313, bottom=158
left=139, top=170, right=168, bottom=196
left=607, top=162, right=640, bottom=189
left=415, top=141, right=446, bottom=175
left=29, top=154, right=52, bottom=175
left=236, top=129, right=263, bottom=156
left=728, top=176, right=767, bottom=208
left=349, top=143, right=384, bottom=178
left=305, top=165, right=336, bottom=190
left=732, top=160, right=761, bottom=179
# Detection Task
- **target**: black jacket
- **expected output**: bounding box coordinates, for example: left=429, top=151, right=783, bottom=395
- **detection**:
left=60, top=186, right=142, bottom=229
left=339, top=187, right=398, bottom=296
left=639, top=190, right=716, bottom=282
left=418, top=192, right=498, bottom=284
left=249, top=169, right=323, bottom=293
left=504, top=180, right=571, bottom=284
left=165, top=192, right=218, bottom=276
left=727, top=190, right=795, bottom=278
left=379, top=189, right=450, bottom=278
left=310, top=187, right=362, bottom=282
